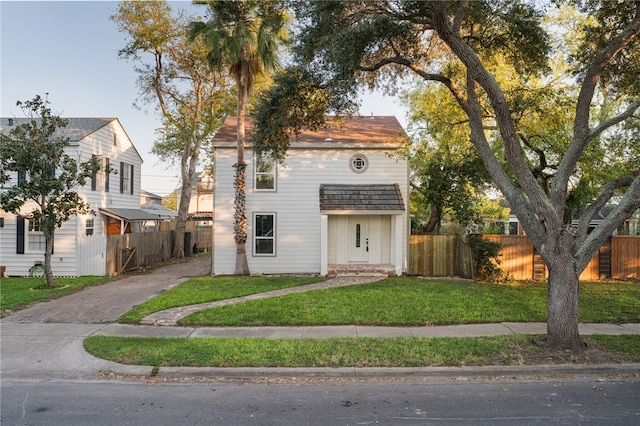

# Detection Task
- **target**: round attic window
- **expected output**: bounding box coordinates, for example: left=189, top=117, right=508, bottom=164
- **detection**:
left=350, top=154, right=369, bottom=173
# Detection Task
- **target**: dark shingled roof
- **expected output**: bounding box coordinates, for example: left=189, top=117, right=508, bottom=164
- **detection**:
left=1, top=117, right=115, bottom=142
left=319, top=184, right=405, bottom=211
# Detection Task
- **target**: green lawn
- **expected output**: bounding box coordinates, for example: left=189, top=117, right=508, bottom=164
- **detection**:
left=118, top=275, right=327, bottom=323
left=83, top=334, right=640, bottom=368
left=1, top=276, right=113, bottom=314
left=176, top=278, right=640, bottom=327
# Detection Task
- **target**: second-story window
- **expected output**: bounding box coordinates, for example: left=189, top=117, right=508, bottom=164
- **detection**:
left=120, top=162, right=134, bottom=194
left=254, top=155, right=276, bottom=191
left=91, top=155, right=104, bottom=191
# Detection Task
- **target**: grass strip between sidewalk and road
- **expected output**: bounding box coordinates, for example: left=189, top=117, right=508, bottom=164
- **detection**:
left=1, top=276, right=113, bottom=314
left=84, top=334, right=640, bottom=368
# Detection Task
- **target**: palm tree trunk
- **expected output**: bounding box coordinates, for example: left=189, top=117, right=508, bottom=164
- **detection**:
left=234, top=80, right=250, bottom=275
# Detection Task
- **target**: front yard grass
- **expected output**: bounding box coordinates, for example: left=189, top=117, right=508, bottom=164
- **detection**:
left=176, top=278, right=640, bottom=327
left=84, top=334, right=640, bottom=368
left=1, top=276, right=113, bottom=315
left=117, top=275, right=326, bottom=323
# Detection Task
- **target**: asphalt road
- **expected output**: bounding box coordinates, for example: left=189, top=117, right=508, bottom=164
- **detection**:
left=2, top=378, right=639, bottom=425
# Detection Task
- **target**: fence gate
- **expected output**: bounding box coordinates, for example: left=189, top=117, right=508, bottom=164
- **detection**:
left=77, top=234, right=107, bottom=276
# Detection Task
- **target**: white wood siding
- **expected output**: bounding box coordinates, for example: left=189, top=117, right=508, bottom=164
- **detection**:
left=0, top=214, right=80, bottom=277
left=213, top=146, right=409, bottom=275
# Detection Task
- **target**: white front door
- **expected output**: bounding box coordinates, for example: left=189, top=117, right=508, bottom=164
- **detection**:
left=349, top=216, right=369, bottom=263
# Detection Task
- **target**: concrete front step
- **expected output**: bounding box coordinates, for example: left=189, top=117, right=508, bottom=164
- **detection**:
left=329, top=264, right=395, bottom=277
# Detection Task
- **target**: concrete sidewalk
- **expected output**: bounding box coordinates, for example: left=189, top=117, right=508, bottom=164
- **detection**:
left=96, top=322, right=640, bottom=339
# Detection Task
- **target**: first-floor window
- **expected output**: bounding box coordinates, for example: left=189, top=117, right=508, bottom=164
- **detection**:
left=27, top=219, right=46, bottom=252
left=254, top=213, right=276, bottom=256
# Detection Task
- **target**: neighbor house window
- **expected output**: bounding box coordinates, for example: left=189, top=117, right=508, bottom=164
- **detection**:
left=254, top=156, right=276, bottom=191
left=91, top=155, right=103, bottom=191
left=120, top=162, right=134, bottom=194
left=254, top=213, right=276, bottom=256
left=27, top=219, right=46, bottom=252
left=86, top=218, right=95, bottom=236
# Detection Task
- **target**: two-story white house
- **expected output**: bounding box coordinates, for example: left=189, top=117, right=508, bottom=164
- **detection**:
left=211, top=115, right=410, bottom=276
left=0, top=117, right=158, bottom=277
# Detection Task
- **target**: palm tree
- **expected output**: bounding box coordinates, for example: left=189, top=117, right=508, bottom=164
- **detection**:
left=191, top=0, right=290, bottom=275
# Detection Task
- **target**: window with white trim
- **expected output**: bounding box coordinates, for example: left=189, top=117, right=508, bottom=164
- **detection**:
left=349, top=154, right=369, bottom=173
left=91, top=155, right=103, bottom=191
left=27, top=219, right=46, bottom=252
left=120, top=162, right=134, bottom=194
left=86, top=218, right=95, bottom=236
left=254, top=156, right=276, bottom=191
left=254, top=213, right=276, bottom=256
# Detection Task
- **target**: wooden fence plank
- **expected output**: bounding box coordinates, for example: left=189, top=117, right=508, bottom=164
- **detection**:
left=612, top=236, right=640, bottom=280
left=484, top=235, right=534, bottom=280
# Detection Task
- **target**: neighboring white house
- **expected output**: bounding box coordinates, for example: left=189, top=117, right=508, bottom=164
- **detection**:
left=176, top=170, right=214, bottom=226
left=211, top=115, right=410, bottom=276
left=140, top=189, right=178, bottom=231
left=0, top=117, right=159, bottom=277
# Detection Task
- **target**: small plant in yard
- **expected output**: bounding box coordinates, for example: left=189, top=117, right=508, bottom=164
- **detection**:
left=467, top=234, right=509, bottom=283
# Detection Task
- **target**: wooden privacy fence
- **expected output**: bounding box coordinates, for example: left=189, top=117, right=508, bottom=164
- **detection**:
left=408, top=235, right=474, bottom=278
left=106, top=228, right=212, bottom=276
left=409, top=234, right=640, bottom=281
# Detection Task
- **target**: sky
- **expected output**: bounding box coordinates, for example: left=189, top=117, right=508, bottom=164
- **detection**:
left=1, top=0, right=408, bottom=197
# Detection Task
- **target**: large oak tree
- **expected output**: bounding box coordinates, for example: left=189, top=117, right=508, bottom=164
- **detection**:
left=255, top=1, right=640, bottom=351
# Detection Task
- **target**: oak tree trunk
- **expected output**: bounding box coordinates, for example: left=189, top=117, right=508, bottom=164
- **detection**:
left=545, top=252, right=583, bottom=351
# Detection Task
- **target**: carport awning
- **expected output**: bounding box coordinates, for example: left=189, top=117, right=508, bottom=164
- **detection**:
left=319, top=184, right=405, bottom=212
left=99, top=208, right=166, bottom=221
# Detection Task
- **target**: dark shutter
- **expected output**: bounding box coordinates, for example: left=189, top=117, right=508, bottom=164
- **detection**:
left=91, top=155, right=97, bottom=191
left=130, top=164, right=134, bottom=194
left=120, top=161, right=124, bottom=193
left=16, top=216, right=25, bottom=254
left=17, top=168, right=26, bottom=185
left=105, top=158, right=110, bottom=192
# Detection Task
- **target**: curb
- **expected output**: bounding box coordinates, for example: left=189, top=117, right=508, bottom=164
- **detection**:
left=104, top=363, right=640, bottom=381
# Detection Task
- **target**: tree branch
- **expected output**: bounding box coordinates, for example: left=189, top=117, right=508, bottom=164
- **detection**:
left=575, top=176, right=635, bottom=244
left=554, top=2, right=640, bottom=205
left=575, top=174, right=640, bottom=271
left=589, top=97, right=640, bottom=140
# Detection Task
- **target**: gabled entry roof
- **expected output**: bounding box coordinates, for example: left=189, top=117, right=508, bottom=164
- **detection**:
left=319, top=184, right=405, bottom=211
